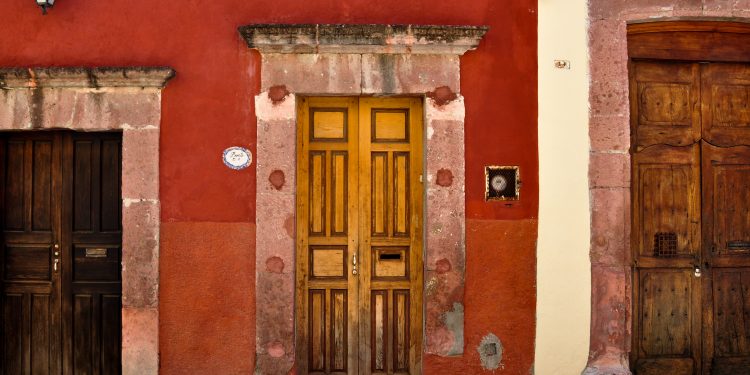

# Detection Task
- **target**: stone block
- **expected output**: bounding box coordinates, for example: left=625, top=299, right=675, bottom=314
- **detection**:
left=702, top=0, right=750, bottom=13
left=122, top=200, right=160, bottom=308
left=0, top=90, right=31, bottom=130
left=589, top=20, right=628, bottom=82
left=256, top=119, right=296, bottom=194
left=590, top=187, right=630, bottom=266
left=585, top=265, right=631, bottom=373
left=261, top=54, right=361, bottom=94
left=425, top=94, right=465, bottom=122
left=122, top=129, right=160, bottom=201
left=255, top=271, right=295, bottom=374
left=255, top=191, right=295, bottom=273
left=589, top=152, right=630, bottom=188
left=362, top=54, right=460, bottom=95
left=122, top=307, right=159, bottom=375
left=590, top=76, right=630, bottom=118
left=255, top=92, right=296, bottom=122
left=590, top=115, right=630, bottom=152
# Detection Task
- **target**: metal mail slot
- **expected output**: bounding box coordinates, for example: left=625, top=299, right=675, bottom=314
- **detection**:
left=85, top=248, right=108, bottom=258
left=728, top=241, right=750, bottom=250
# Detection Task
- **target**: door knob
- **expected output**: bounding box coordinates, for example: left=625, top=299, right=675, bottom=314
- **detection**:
left=694, top=264, right=702, bottom=278
left=53, top=258, right=59, bottom=272
left=352, top=253, right=358, bottom=275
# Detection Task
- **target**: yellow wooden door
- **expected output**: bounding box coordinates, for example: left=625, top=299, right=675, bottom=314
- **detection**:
left=296, top=97, right=423, bottom=375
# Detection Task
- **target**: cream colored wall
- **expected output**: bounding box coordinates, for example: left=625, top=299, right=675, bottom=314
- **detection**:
left=536, top=0, right=591, bottom=374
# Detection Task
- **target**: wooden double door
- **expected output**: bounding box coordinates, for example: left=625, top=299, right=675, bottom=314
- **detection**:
left=296, top=97, right=423, bottom=375
left=0, top=132, right=123, bottom=375
left=631, top=61, right=750, bottom=374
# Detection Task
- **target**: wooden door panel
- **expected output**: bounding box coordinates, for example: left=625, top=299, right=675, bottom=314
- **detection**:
left=638, top=270, right=695, bottom=357
left=1, top=134, right=62, bottom=375
left=298, top=97, right=359, bottom=375
left=711, top=270, right=750, bottom=357
left=635, top=268, right=700, bottom=374
left=703, top=144, right=750, bottom=258
left=702, top=63, right=750, bottom=147
left=703, top=143, right=750, bottom=372
left=298, top=98, right=422, bottom=374
left=66, top=133, right=122, bottom=375
left=632, top=144, right=701, bottom=267
left=630, top=61, right=701, bottom=149
left=359, top=98, right=422, bottom=375
left=0, top=132, right=122, bottom=375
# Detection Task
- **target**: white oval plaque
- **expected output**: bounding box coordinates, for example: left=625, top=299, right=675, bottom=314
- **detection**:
left=223, top=147, right=252, bottom=170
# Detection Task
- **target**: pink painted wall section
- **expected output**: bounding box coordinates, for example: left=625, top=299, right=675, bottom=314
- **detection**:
left=586, top=2, right=750, bottom=374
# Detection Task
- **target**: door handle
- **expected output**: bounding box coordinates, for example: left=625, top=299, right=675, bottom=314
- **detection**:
left=53, top=243, right=60, bottom=272
left=352, top=253, right=358, bottom=276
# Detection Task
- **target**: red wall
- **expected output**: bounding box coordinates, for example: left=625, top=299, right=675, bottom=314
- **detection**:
left=0, top=0, right=537, bottom=373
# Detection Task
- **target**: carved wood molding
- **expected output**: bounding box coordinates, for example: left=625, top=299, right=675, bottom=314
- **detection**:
left=628, top=18, right=750, bottom=62
left=239, top=24, right=489, bottom=55
left=0, top=67, right=175, bottom=89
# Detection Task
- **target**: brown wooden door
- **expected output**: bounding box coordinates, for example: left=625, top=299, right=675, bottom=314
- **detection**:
left=631, top=61, right=750, bottom=374
left=296, top=97, right=423, bottom=375
left=0, top=132, right=122, bottom=375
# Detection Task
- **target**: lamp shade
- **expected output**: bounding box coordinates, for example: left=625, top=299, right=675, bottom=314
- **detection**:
left=36, top=0, right=55, bottom=14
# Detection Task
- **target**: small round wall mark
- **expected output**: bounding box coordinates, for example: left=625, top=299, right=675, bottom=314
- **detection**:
left=436, top=168, right=454, bottom=187
left=269, top=170, right=285, bottom=190
left=223, top=147, right=252, bottom=170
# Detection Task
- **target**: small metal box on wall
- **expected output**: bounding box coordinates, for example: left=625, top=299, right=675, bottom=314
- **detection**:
left=485, top=166, right=521, bottom=201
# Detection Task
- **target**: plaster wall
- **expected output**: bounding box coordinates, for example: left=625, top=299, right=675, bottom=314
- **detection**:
left=0, top=1, right=538, bottom=373
left=536, top=0, right=591, bottom=374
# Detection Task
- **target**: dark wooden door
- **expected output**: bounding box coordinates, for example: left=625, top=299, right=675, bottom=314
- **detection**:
left=0, top=132, right=122, bottom=375
left=631, top=61, right=750, bottom=374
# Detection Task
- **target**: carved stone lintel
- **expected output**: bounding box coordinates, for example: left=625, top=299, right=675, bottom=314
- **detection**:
left=0, top=67, right=175, bottom=89
left=239, top=24, right=489, bottom=55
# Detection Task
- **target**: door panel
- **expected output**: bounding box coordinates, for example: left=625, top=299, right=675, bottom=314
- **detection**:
left=1, top=134, right=63, bottom=375
left=0, top=132, right=122, bottom=375
left=633, top=143, right=702, bottom=373
left=358, top=98, right=422, bottom=375
left=702, top=64, right=750, bottom=147
left=630, top=61, right=701, bottom=149
left=297, top=97, right=359, bottom=375
left=297, top=98, right=423, bottom=375
left=702, top=143, right=750, bottom=373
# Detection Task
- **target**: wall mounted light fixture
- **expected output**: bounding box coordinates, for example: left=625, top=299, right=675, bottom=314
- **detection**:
left=36, top=0, right=55, bottom=14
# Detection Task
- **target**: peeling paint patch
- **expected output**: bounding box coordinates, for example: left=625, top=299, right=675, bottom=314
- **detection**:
left=269, top=169, right=285, bottom=190
left=477, top=333, right=503, bottom=371
left=444, top=302, right=464, bottom=356
left=435, top=258, right=452, bottom=274
left=267, top=341, right=285, bottom=358
left=268, top=85, right=290, bottom=104
left=436, top=168, right=454, bottom=187
left=283, top=215, right=295, bottom=239
left=265, top=256, right=284, bottom=274
left=427, top=86, right=458, bottom=106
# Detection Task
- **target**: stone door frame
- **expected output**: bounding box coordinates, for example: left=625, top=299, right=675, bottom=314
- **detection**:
left=0, top=67, right=173, bottom=375
left=586, top=14, right=750, bottom=375
left=241, top=24, right=487, bottom=373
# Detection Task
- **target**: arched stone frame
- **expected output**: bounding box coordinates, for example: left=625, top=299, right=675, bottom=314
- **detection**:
left=0, top=67, right=173, bottom=375
left=241, top=24, right=487, bottom=373
left=586, top=7, right=750, bottom=375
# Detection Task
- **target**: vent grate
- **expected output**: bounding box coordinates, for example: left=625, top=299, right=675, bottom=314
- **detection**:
left=653, top=232, right=678, bottom=257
